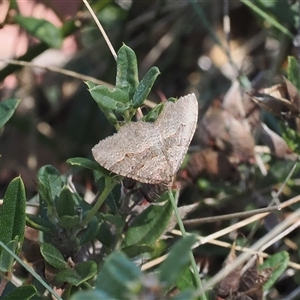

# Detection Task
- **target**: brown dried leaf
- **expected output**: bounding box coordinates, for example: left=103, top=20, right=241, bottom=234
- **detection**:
left=223, top=80, right=245, bottom=119
left=165, top=202, right=199, bottom=233
left=217, top=244, right=242, bottom=298
left=284, top=76, right=300, bottom=109
left=222, top=80, right=261, bottom=130
left=197, top=100, right=232, bottom=151
left=223, top=111, right=255, bottom=163
left=217, top=250, right=273, bottom=300
left=258, top=123, right=298, bottom=160
left=237, top=261, right=272, bottom=300
left=238, top=263, right=263, bottom=300
left=249, top=76, right=300, bottom=118
left=196, top=100, right=255, bottom=163
left=178, top=149, right=239, bottom=187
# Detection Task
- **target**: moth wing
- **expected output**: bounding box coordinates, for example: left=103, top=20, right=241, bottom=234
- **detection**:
left=92, top=122, right=173, bottom=184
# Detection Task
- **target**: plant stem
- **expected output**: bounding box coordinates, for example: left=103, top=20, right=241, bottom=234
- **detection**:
left=168, top=190, right=207, bottom=300
left=0, top=241, right=62, bottom=300
left=0, top=279, right=8, bottom=297
left=240, top=0, right=293, bottom=39
left=81, top=180, right=117, bottom=227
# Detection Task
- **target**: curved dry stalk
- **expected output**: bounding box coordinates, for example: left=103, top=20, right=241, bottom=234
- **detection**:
left=82, top=0, right=117, bottom=60
left=141, top=231, right=300, bottom=272
left=184, top=193, right=300, bottom=225
left=0, top=58, right=108, bottom=86
left=141, top=254, right=168, bottom=271
left=223, top=0, right=230, bottom=50
left=178, top=211, right=269, bottom=249
left=142, top=211, right=269, bottom=271
left=272, top=162, right=298, bottom=206
left=193, top=236, right=300, bottom=270
left=198, top=207, right=300, bottom=295
left=259, top=219, right=300, bottom=253
left=142, top=194, right=300, bottom=272
left=0, top=58, right=157, bottom=109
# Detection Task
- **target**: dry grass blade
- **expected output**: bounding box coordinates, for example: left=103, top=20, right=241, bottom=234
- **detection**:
left=198, top=208, right=300, bottom=295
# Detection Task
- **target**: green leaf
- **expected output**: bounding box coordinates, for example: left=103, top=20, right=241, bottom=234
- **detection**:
left=100, top=108, right=119, bottom=126
left=173, top=289, right=197, bottom=300
left=88, top=84, right=130, bottom=113
left=287, top=56, right=300, bottom=92
left=37, top=165, right=64, bottom=225
left=14, top=15, right=63, bottom=48
left=71, top=290, right=115, bottom=300
left=0, top=177, right=26, bottom=256
left=280, top=123, right=300, bottom=154
left=240, top=0, right=293, bottom=39
left=55, top=261, right=97, bottom=286
left=260, top=251, right=289, bottom=291
left=0, top=238, right=18, bottom=273
left=0, top=98, right=20, bottom=129
left=142, top=102, right=164, bottom=122
left=122, top=244, right=154, bottom=258
left=176, top=266, right=196, bottom=291
left=40, top=243, right=67, bottom=269
left=95, top=221, right=114, bottom=248
left=132, top=66, right=160, bottom=108
left=26, top=214, right=54, bottom=233
left=2, top=285, right=37, bottom=300
left=255, top=0, right=296, bottom=27
left=102, top=214, right=126, bottom=228
left=0, top=241, right=62, bottom=300
left=59, top=215, right=81, bottom=229
left=159, top=236, right=196, bottom=288
left=79, top=216, right=100, bottom=245
left=85, top=82, right=118, bottom=126
left=123, top=200, right=173, bottom=247
left=116, top=44, right=139, bottom=99
left=57, top=186, right=76, bottom=218
left=95, top=251, right=142, bottom=300
left=37, top=165, right=64, bottom=205
left=66, top=157, right=108, bottom=174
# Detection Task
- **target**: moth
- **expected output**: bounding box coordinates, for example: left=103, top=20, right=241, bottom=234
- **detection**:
left=92, top=94, right=198, bottom=186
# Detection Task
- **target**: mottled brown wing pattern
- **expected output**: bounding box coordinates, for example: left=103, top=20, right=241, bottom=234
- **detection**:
left=92, top=93, right=198, bottom=184
left=157, top=94, right=199, bottom=174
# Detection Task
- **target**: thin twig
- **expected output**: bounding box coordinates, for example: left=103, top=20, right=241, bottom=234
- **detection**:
left=241, top=218, right=300, bottom=274
left=223, top=0, right=230, bottom=51
left=184, top=194, right=300, bottom=226
left=176, top=232, right=300, bottom=270
left=184, top=212, right=269, bottom=248
left=168, top=190, right=207, bottom=300
left=82, top=0, right=117, bottom=60
left=260, top=219, right=300, bottom=253
left=0, top=58, right=108, bottom=85
left=0, top=58, right=157, bottom=109
left=273, top=162, right=298, bottom=205
left=142, top=222, right=300, bottom=272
